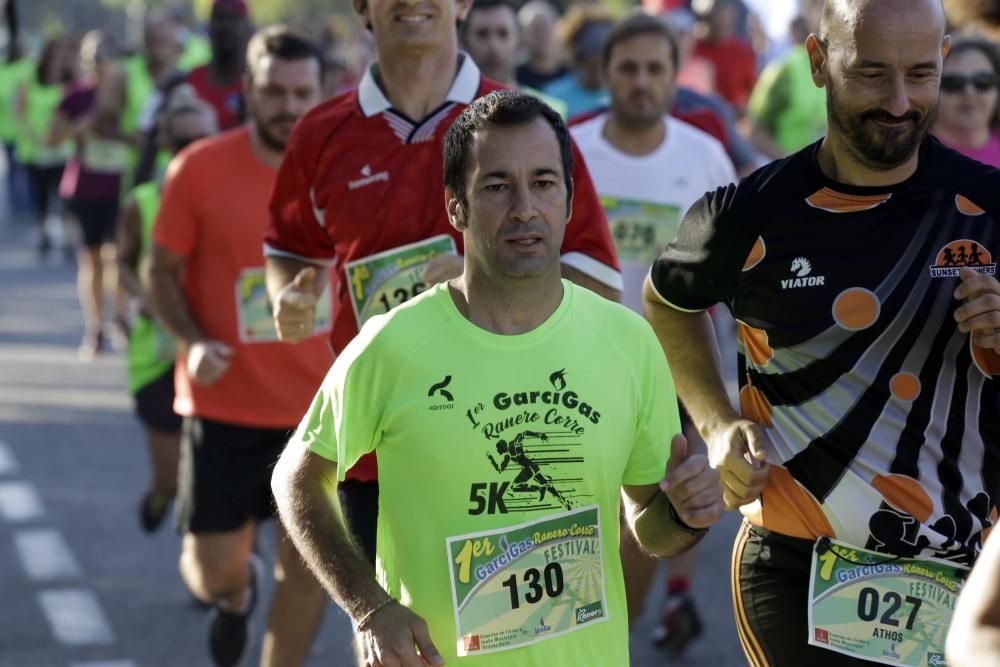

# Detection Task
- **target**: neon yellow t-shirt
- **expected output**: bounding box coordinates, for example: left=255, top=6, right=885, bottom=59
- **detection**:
left=748, top=45, right=827, bottom=155
left=295, top=280, right=679, bottom=666
left=0, top=59, right=33, bottom=144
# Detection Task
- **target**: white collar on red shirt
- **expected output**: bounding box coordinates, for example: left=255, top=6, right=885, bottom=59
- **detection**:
left=357, top=53, right=481, bottom=118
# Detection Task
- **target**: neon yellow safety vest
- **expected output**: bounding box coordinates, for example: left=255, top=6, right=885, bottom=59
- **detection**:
left=122, top=55, right=155, bottom=138
left=15, top=78, right=73, bottom=166
left=126, top=182, right=176, bottom=394
left=0, top=59, right=34, bottom=144
left=178, top=34, right=212, bottom=72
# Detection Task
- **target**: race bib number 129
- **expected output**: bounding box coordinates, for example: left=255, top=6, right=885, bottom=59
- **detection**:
left=446, top=505, right=608, bottom=656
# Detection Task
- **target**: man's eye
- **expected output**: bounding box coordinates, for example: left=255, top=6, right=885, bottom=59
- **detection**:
left=485, top=183, right=507, bottom=192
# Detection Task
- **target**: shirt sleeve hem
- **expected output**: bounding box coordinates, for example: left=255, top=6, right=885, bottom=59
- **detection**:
left=621, top=469, right=667, bottom=487
left=263, top=243, right=335, bottom=266
left=306, top=437, right=339, bottom=464
left=646, top=268, right=709, bottom=313
left=560, top=251, right=624, bottom=291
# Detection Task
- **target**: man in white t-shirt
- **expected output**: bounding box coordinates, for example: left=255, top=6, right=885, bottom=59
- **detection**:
left=571, top=12, right=735, bottom=312
left=570, top=11, right=736, bottom=657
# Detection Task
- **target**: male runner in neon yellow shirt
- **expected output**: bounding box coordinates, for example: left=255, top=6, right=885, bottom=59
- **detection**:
left=271, top=90, right=725, bottom=667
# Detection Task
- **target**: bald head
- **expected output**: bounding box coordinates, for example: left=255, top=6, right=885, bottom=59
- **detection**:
left=820, top=0, right=946, bottom=46
left=808, top=0, right=950, bottom=172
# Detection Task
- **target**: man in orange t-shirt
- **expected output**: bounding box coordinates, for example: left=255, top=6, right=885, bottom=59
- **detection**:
left=147, top=28, right=328, bottom=667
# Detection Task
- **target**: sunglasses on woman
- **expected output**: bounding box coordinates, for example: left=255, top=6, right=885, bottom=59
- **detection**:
left=940, top=72, right=998, bottom=93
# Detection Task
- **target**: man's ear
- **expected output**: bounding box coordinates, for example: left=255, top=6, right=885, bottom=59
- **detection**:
left=805, top=33, right=827, bottom=88
left=446, top=191, right=466, bottom=231
left=943, top=34, right=952, bottom=60
left=352, top=0, right=372, bottom=29
left=456, top=0, right=474, bottom=23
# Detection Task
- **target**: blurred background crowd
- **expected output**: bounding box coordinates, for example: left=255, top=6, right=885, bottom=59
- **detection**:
left=5, top=0, right=1000, bottom=355
left=4, top=0, right=1000, bottom=664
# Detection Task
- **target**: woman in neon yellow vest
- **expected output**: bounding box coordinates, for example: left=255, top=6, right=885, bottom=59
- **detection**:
left=14, top=38, right=74, bottom=255
left=117, top=85, right=217, bottom=533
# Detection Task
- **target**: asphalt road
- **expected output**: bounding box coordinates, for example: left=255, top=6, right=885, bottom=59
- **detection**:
left=0, top=204, right=746, bottom=667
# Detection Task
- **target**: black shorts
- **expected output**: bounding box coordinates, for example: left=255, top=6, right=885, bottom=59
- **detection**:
left=68, top=198, right=119, bottom=247
left=26, top=164, right=64, bottom=219
left=337, top=479, right=379, bottom=566
left=732, top=521, right=879, bottom=666
left=133, top=368, right=181, bottom=433
left=176, top=417, right=291, bottom=534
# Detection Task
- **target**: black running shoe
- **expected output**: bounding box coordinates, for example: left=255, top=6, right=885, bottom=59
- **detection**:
left=653, top=592, right=704, bottom=657
left=138, top=491, right=171, bottom=533
left=207, top=555, right=263, bottom=667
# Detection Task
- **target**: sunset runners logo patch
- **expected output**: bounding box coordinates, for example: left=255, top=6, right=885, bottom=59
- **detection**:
left=930, top=239, right=996, bottom=278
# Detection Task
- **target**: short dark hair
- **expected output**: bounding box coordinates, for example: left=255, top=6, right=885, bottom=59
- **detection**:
left=245, top=25, right=324, bottom=83
left=602, top=12, right=679, bottom=70
left=463, top=0, right=519, bottom=41
left=467, top=0, right=518, bottom=20
left=444, top=90, right=574, bottom=218
left=36, top=37, right=67, bottom=85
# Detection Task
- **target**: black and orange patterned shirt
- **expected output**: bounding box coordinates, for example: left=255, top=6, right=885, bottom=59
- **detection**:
left=650, top=137, right=1000, bottom=564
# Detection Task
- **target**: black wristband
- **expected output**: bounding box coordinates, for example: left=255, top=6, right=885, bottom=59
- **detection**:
left=667, top=497, right=708, bottom=534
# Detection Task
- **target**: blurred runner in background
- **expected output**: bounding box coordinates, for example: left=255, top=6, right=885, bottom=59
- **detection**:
left=50, top=31, right=131, bottom=360
left=147, top=27, right=328, bottom=667
left=118, top=84, right=217, bottom=534
left=15, top=37, right=75, bottom=257
left=185, top=0, right=251, bottom=131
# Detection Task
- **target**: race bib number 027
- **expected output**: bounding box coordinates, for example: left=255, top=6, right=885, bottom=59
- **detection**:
left=343, top=235, right=456, bottom=329
left=808, top=537, right=967, bottom=666
left=446, top=505, right=608, bottom=656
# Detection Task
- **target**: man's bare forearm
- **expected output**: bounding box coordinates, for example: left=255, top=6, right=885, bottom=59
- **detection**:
left=271, top=442, right=390, bottom=620
left=642, top=281, right=739, bottom=438
left=947, top=529, right=1000, bottom=666
left=630, top=491, right=707, bottom=558
left=144, top=251, right=205, bottom=349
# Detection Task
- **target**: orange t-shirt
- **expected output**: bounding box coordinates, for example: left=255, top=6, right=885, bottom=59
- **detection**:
left=153, top=127, right=332, bottom=428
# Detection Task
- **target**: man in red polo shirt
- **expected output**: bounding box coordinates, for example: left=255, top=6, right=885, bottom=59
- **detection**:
left=262, top=0, right=621, bottom=647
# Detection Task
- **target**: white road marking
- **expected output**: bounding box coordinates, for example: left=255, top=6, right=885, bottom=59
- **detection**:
left=0, top=481, right=44, bottom=522
left=0, top=440, right=18, bottom=475
left=38, top=589, right=115, bottom=645
left=14, top=528, right=81, bottom=581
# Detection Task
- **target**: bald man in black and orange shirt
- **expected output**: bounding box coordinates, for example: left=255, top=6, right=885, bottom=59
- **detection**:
left=644, top=0, right=1000, bottom=665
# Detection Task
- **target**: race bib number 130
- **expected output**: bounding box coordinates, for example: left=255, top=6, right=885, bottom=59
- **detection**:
left=447, top=505, right=608, bottom=656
